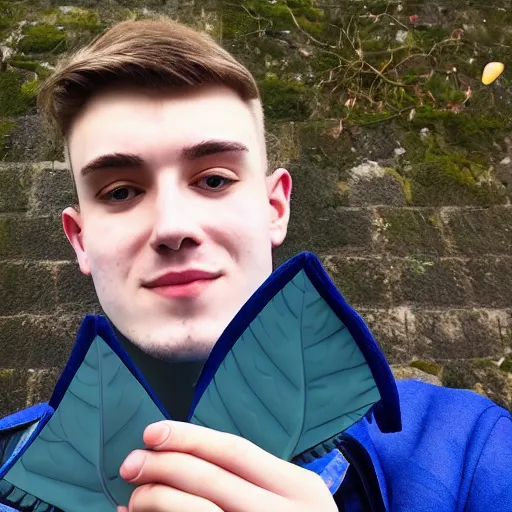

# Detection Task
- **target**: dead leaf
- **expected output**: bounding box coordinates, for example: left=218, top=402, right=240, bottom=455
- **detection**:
left=299, top=48, right=313, bottom=57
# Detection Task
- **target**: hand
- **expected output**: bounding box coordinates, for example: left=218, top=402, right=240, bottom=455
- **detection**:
left=117, top=420, right=338, bottom=511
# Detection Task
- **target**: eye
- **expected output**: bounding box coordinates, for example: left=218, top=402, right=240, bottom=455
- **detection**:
left=195, top=174, right=236, bottom=191
left=101, top=186, right=142, bottom=202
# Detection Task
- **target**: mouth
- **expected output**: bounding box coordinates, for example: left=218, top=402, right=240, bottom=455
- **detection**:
left=143, top=270, right=222, bottom=299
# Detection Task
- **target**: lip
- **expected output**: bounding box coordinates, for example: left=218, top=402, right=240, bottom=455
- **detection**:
left=143, top=270, right=221, bottom=298
left=145, top=270, right=221, bottom=288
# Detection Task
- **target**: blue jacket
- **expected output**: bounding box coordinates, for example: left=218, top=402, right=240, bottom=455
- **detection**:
left=1, top=379, right=510, bottom=511
left=0, top=252, right=511, bottom=511
left=306, top=379, right=512, bottom=511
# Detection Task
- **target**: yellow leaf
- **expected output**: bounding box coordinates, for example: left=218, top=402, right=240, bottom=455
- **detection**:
left=482, top=62, right=505, bottom=85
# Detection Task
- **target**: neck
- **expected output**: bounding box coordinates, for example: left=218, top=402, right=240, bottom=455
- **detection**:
left=110, top=323, right=205, bottom=421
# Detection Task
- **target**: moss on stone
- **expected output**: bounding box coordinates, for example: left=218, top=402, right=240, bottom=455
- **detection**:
left=8, top=59, right=39, bottom=72
left=471, top=358, right=496, bottom=369
left=410, top=360, right=441, bottom=376
left=414, top=27, right=450, bottom=48
left=221, top=0, right=325, bottom=40
left=55, top=7, right=103, bottom=31
left=0, top=118, right=16, bottom=159
left=18, top=24, right=67, bottom=54
left=384, top=168, right=412, bottom=204
left=20, top=78, right=40, bottom=109
left=350, top=111, right=395, bottom=124
left=311, top=51, right=341, bottom=74
left=259, top=75, right=312, bottom=121
left=423, top=74, right=465, bottom=105
left=35, top=64, right=54, bottom=80
left=410, top=160, right=507, bottom=206
left=398, top=107, right=510, bottom=205
left=410, top=108, right=508, bottom=151
left=501, top=358, right=512, bottom=373
left=0, top=1, right=24, bottom=35
left=292, top=120, right=359, bottom=169
left=429, top=212, right=443, bottom=232
left=0, top=71, right=32, bottom=116
left=8, top=57, right=53, bottom=79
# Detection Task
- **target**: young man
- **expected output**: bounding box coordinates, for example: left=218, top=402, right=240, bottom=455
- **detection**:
left=1, top=17, right=511, bottom=512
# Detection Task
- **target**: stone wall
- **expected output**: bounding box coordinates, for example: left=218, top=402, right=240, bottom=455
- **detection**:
left=1, top=0, right=511, bottom=415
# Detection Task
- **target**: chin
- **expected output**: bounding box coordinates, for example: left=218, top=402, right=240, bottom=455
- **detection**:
left=140, top=316, right=228, bottom=361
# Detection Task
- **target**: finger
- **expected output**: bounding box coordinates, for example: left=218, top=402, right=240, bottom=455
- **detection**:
left=127, top=483, right=224, bottom=512
left=121, top=450, right=287, bottom=512
left=142, top=421, right=308, bottom=497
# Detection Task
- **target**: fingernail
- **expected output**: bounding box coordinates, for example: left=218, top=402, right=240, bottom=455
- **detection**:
left=117, top=507, right=128, bottom=512
left=145, top=422, right=171, bottom=446
left=120, top=451, right=146, bottom=481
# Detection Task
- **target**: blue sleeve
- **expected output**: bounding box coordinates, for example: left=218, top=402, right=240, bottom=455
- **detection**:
left=466, top=414, right=512, bottom=510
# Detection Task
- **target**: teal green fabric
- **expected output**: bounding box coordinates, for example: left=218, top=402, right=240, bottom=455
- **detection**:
left=4, top=336, right=166, bottom=511
left=191, top=269, right=380, bottom=459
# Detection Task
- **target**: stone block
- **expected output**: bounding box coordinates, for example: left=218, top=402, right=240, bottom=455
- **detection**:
left=274, top=207, right=373, bottom=265
left=311, top=208, right=374, bottom=251
left=349, top=174, right=407, bottom=207
left=321, top=256, right=392, bottom=307
left=5, top=115, right=64, bottom=162
left=377, top=207, right=447, bottom=256
left=0, top=262, right=57, bottom=315
left=26, top=368, right=61, bottom=407
left=293, top=121, right=359, bottom=171
left=445, top=206, right=512, bottom=256
left=31, top=164, right=77, bottom=214
left=358, top=307, right=412, bottom=364
left=442, top=360, right=512, bottom=412
left=0, top=314, right=81, bottom=369
left=397, top=257, right=471, bottom=307
left=0, top=164, right=33, bottom=213
left=55, top=262, right=102, bottom=315
left=407, top=161, right=507, bottom=207
left=467, top=257, right=512, bottom=308
left=290, top=163, right=349, bottom=210
left=0, top=369, right=28, bottom=418
left=0, top=215, right=74, bottom=261
left=391, top=364, right=442, bottom=386
left=412, top=309, right=508, bottom=360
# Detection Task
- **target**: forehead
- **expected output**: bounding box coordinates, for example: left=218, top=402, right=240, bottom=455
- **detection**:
left=68, top=84, right=260, bottom=173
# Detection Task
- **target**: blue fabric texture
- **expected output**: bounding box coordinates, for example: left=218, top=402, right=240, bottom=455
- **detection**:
left=342, top=379, right=512, bottom=511
left=0, top=405, right=47, bottom=432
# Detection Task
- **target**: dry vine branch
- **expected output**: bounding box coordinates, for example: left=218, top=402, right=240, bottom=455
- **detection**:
left=284, top=6, right=337, bottom=49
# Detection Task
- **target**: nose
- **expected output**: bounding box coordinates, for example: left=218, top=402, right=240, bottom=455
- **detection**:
left=149, top=176, right=203, bottom=252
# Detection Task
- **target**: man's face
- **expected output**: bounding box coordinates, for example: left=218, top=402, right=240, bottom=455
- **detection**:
left=64, top=84, right=291, bottom=362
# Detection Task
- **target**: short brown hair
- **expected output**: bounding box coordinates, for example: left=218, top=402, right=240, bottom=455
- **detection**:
left=37, top=16, right=264, bottom=143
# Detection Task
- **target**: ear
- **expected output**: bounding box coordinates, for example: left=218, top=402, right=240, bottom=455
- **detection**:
left=62, top=206, right=91, bottom=275
left=266, top=168, right=292, bottom=248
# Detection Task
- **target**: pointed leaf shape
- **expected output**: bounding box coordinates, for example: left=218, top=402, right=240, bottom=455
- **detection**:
left=190, top=252, right=400, bottom=460
left=2, top=332, right=167, bottom=512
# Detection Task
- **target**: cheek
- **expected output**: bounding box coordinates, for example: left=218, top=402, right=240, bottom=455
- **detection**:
left=209, top=189, right=271, bottom=247
left=82, top=217, right=142, bottom=275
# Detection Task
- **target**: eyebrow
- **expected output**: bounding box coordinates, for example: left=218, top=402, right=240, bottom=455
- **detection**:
left=80, top=140, right=249, bottom=177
